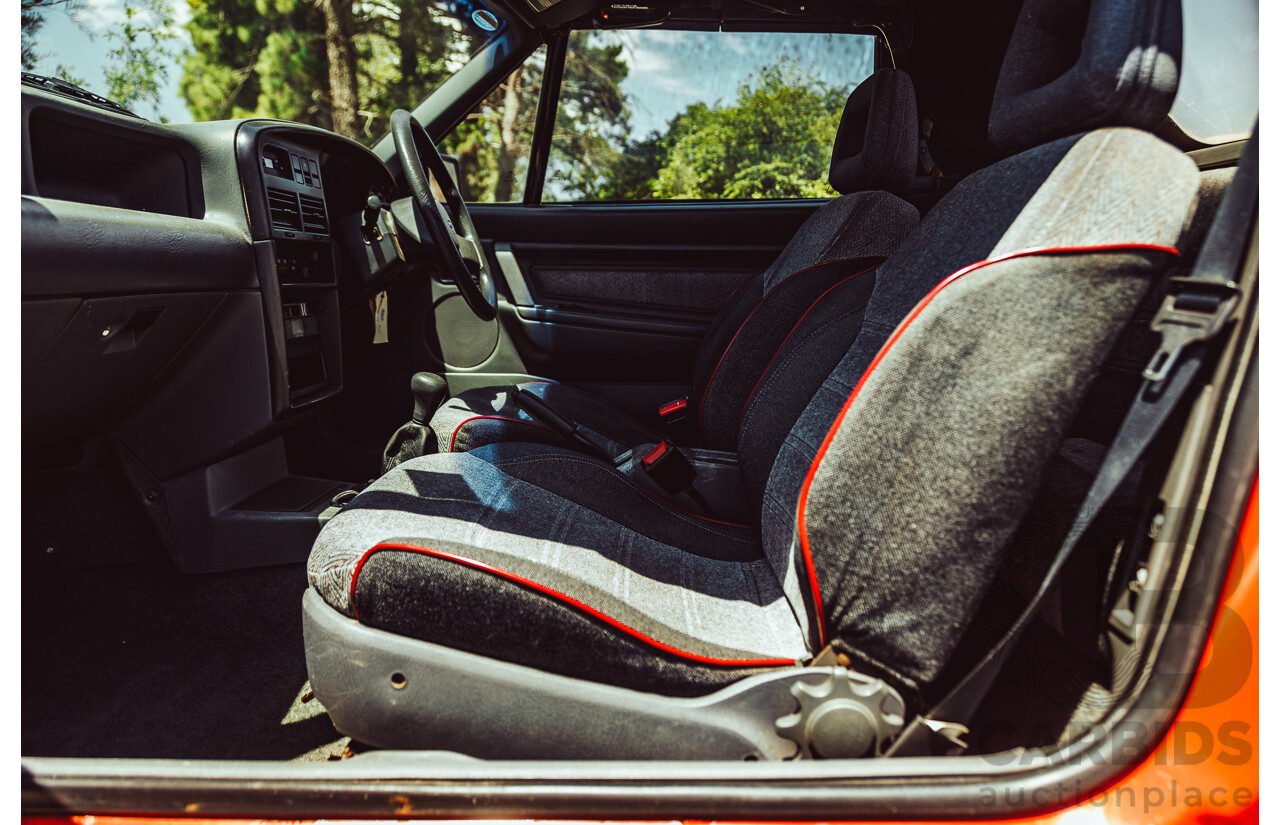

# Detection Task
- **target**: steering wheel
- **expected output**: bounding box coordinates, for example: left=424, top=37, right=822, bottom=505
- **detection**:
left=390, top=109, right=497, bottom=321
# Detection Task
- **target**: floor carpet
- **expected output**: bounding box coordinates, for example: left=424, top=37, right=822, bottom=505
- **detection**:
left=22, top=561, right=349, bottom=761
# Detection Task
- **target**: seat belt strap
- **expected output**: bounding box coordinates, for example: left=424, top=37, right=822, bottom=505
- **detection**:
left=886, top=128, right=1258, bottom=757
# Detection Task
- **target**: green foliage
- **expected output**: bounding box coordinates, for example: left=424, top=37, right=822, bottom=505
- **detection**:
left=545, top=33, right=631, bottom=199
left=180, top=0, right=473, bottom=141
left=21, top=0, right=82, bottom=71
left=542, top=55, right=846, bottom=202
left=438, top=52, right=545, bottom=203
left=649, top=61, right=843, bottom=200
left=24, top=0, right=855, bottom=205
left=103, top=0, right=179, bottom=119
left=181, top=0, right=329, bottom=126
left=439, top=33, right=634, bottom=204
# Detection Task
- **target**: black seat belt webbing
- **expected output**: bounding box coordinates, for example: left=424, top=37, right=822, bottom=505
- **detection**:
left=886, top=128, right=1258, bottom=757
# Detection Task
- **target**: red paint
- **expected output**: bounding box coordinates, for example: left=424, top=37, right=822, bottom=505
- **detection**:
left=795, top=243, right=1180, bottom=647
left=352, top=542, right=796, bottom=667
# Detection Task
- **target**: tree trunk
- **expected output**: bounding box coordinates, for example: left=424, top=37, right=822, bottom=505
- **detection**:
left=397, top=0, right=420, bottom=99
left=320, top=0, right=359, bottom=139
left=493, top=66, right=523, bottom=202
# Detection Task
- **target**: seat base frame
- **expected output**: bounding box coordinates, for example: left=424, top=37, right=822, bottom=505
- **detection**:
left=303, top=589, right=901, bottom=760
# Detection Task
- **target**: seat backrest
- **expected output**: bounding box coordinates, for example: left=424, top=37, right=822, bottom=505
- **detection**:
left=747, top=0, right=1199, bottom=699
left=689, top=69, right=920, bottom=449
left=988, top=0, right=1181, bottom=153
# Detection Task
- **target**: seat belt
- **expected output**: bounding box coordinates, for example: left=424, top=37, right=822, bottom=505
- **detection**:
left=886, top=128, right=1258, bottom=757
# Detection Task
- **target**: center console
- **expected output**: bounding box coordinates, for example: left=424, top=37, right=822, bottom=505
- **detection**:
left=247, top=132, right=346, bottom=417
left=158, top=123, right=397, bottom=574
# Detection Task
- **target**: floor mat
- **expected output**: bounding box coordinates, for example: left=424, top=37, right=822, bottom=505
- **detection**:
left=22, top=561, right=348, bottom=761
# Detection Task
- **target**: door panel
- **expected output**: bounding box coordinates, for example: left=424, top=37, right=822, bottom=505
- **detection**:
left=460, top=200, right=823, bottom=405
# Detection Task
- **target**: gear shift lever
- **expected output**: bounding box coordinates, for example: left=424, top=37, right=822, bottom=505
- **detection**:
left=382, top=371, right=448, bottom=474
left=410, top=371, right=449, bottom=424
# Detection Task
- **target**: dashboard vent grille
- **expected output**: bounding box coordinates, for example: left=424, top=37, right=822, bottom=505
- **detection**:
left=267, top=188, right=302, bottom=232
left=298, top=193, right=329, bottom=235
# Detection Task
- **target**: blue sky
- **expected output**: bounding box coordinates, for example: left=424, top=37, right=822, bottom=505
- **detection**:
left=29, top=0, right=194, bottom=123
left=604, top=30, right=874, bottom=139
left=29, top=2, right=873, bottom=133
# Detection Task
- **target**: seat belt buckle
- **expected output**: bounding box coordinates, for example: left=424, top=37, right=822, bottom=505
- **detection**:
left=640, top=440, right=696, bottom=495
left=658, top=397, right=689, bottom=423
left=657, top=396, right=697, bottom=441
left=1143, top=277, right=1239, bottom=382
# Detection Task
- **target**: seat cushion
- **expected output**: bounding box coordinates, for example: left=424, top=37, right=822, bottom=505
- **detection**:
left=308, top=442, right=810, bottom=696
left=431, top=381, right=664, bottom=455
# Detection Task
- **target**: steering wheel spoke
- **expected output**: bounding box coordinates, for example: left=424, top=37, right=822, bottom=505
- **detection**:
left=390, top=109, right=497, bottom=321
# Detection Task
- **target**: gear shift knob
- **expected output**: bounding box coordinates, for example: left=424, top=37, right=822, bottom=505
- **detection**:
left=410, top=371, right=449, bottom=424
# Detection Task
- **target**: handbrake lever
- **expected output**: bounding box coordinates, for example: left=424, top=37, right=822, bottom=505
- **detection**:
left=513, top=389, right=616, bottom=463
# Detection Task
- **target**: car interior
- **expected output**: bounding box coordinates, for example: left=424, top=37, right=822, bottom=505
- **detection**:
left=21, top=0, right=1257, bottom=816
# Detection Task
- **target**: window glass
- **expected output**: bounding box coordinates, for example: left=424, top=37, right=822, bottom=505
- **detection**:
left=545, top=29, right=874, bottom=202
left=22, top=0, right=506, bottom=142
left=439, top=45, right=546, bottom=203
left=1169, top=0, right=1257, bottom=144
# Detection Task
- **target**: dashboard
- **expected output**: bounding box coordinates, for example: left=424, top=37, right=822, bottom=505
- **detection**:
left=21, top=85, right=403, bottom=480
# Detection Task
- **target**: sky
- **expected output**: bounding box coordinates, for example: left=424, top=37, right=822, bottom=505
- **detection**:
left=28, top=1, right=873, bottom=133
left=604, top=30, right=873, bottom=139
left=29, top=0, right=195, bottom=123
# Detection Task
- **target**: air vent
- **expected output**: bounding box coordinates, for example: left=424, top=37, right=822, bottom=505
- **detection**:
left=298, top=193, right=328, bottom=235
left=267, top=188, right=302, bottom=232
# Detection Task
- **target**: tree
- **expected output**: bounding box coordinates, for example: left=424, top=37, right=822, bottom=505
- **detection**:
left=102, top=0, right=179, bottom=119
left=440, top=33, right=631, bottom=204
left=182, top=0, right=334, bottom=128
left=319, top=0, right=359, bottom=137
left=439, top=52, right=541, bottom=203
left=181, top=0, right=471, bottom=141
left=545, top=32, right=631, bottom=199
left=649, top=61, right=845, bottom=200
left=21, top=0, right=81, bottom=71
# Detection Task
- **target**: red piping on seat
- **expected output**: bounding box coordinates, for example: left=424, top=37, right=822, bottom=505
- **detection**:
left=349, top=542, right=795, bottom=667
left=738, top=263, right=880, bottom=424
left=450, top=415, right=553, bottom=452
left=794, top=243, right=1180, bottom=647
left=722, top=266, right=768, bottom=306
left=698, top=256, right=886, bottom=431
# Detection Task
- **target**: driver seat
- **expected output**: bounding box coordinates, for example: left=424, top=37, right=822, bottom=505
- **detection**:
left=430, top=68, right=921, bottom=456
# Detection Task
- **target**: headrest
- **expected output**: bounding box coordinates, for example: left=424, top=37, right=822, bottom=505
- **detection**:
left=988, top=0, right=1182, bottom=153
left=829, top=68, right=918, bottom=195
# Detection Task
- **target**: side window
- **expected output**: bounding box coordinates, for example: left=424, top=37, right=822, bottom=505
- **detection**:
left=439, top=45, right=547, bottom=203
left=1168, top=0, right=1257, bottom=144
left=545, top=30, right=874, bottom=202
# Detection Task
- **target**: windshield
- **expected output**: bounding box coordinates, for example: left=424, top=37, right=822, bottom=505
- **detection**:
left=19, top=0, right=506, bottom=144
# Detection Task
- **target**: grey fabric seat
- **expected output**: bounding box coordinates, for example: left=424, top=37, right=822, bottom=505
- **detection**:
left=433, top=68, right=921, bottom=456
left=310, top=442, right=807, bottom=696
left=305, top=0, right=1198, bottom=755
left=310, top=128, right=1198, bottom=702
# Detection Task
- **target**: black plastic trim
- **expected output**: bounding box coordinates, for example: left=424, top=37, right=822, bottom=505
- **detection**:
left=525, top=30, right=568, bottom=204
